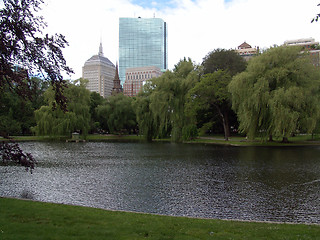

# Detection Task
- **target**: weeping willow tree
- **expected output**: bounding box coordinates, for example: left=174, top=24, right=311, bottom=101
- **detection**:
left=133, top=83, right=156, bottom=141
left=96, top=94, right=136, bottom=134
left=135, top=58, right=200, bottom=142
left=33, top=79, right=91, bottom=138
left=229, top=46, right=320, bottom=142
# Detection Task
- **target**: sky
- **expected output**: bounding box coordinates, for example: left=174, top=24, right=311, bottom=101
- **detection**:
left=36, top=0, right=320, bottom=79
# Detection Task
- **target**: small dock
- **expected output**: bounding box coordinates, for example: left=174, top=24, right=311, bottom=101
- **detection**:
left=66, top=132, right=86, bottom=143
left=65, top=139, right=86, bottom=143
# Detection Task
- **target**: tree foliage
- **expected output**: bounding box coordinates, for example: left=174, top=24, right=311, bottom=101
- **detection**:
left=0, top=77, right=48, bottom=137
left=33, top=80, right=91, bottom=137
left=0, top=0, right=73, bottom=112
left=135, top=58, right=200, bottom=142
left=202, top=48, right=247, bottom=76
left=133, top=84, right=155, bottom=141
left=229, top=46, right=320, bottom=141
left=89, top=91, right=104, bottom=133
left=96, top=94, right=136, bottom=134
left=187, top=70, right=233, bottom=140
left=184, top=49, right=246, bottom=140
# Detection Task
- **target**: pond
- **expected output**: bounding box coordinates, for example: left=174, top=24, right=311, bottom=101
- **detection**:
left=1, top=141, right=320, bottom=224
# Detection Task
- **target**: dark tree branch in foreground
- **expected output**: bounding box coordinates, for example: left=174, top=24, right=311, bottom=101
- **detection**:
left=0, top=0, right=73, bottom=111
left=0, top=0, right=73, bottom=171
left=311, top=3, right=320, bottom=23
left=0, top=141, right=36, bottom=173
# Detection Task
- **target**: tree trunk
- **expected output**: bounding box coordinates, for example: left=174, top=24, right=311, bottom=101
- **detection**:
left=215, top=105, right=230, bottom=141
left=268, top=135, right=273, bottom=142
left=222, top=112, right=230, bottom=141
left=282, top=137, right=290, bottom=143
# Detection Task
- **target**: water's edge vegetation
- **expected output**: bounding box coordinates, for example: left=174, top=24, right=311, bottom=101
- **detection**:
left=2, top=134, right=320, bottom=147
left=1, top=197, right=319, bottom=240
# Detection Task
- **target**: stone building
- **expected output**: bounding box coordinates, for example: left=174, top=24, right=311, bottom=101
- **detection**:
left=82, top=43, right=116, bottom=98
left=236, top=42, right=259, bottom=61
left=123, top=66, right=163, bottom=97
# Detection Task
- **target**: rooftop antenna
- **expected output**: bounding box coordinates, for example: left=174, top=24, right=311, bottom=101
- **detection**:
left=98, top=28, right=103, bottom=56
left=99, top=35, right=103, bottom=57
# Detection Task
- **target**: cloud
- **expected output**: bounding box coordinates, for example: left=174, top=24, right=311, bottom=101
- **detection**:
left=39, top=0, right=320, bottom=79
left=162, top=0, right=319, bottom=67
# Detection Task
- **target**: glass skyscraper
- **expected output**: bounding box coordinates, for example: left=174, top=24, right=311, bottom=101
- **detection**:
left=119, top=17, right=168, bottom=85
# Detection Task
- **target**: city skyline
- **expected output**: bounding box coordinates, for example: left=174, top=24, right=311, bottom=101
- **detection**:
left=38, top=0, right=319, bottom=79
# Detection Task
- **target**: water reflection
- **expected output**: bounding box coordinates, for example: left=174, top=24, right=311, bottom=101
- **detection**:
left=0, top=142, right=319, bottom=224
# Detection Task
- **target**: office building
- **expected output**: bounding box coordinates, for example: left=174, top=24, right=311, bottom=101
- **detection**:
left=123, top=66, right=163, bottom=97
left=284, top=37, right=319, bottom=49
left=82, top=43, right=116, bottom=98
left=119, top=17, right=168, bottom=85
left=284, top=38, right=320, bottom=67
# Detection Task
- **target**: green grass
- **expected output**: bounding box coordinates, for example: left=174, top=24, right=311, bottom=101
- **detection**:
left=0, top=197, right=319, bottom=240
left=190, top=134, right=320, bottom=147
left=0, top=135, right=145, bottom=142
left=86, top=134, right=145, bottom=141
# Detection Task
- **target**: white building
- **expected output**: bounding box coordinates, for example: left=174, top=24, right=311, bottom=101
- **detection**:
left=82, top=43, right=116, bottom=98
left=284, top=38, right=319, bottom=48
left=284, top=38, right=320, bottom=67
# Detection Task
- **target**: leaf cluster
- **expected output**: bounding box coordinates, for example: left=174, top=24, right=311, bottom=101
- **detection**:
left=0, top=0, right=73, bottom=112
left=0, top=141, right=36, bottom=172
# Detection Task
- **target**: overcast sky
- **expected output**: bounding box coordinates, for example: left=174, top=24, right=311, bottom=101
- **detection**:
left=39, top=0, right=320, bottom=79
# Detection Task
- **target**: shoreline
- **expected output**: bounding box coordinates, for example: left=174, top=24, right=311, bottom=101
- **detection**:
left=1, top=196, right=319, bottom=226
left=2, top=134, right=320, bottom=147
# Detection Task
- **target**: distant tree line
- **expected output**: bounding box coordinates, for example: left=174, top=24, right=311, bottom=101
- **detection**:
left=2, top=45, right=319, bottom=145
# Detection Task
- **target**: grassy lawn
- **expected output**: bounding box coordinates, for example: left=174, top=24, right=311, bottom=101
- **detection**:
left=0, top=197, right=319, bottom=240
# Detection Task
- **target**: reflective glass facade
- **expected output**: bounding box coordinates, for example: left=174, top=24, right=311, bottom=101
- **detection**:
left=119, top=17, right=168, bottom=85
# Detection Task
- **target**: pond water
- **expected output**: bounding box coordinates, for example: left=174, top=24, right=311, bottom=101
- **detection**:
left=1, top=141, right=320, bottom=224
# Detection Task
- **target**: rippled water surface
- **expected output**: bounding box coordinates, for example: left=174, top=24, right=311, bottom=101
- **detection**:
left=1, top=141, right=320, bottom=224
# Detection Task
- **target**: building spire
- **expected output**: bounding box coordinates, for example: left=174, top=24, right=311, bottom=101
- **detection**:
left=112, top=62, right=123, bottom=95
left=99, top=42, right=103, bottom=56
